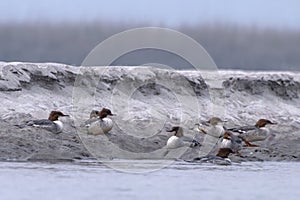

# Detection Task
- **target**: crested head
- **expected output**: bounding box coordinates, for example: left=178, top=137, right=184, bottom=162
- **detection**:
left=255, top=119, right=277, bottom=128
left=48, top=111, right=68, bottom=121
left=207, top=117, right=226, bottom=126
left=98, top=108, right=114, bottom=119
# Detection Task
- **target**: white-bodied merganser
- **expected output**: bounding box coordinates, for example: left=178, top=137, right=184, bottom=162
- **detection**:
left=196, top=117, right=226, bottom=138
left=219, top=132, right=232, bottom=148
left=163, top=126, right=200, bottom=157
left=191, top=131, right=241, bottom=162
left=166, top=126, right=200, bottom=149
left=26, top=111, right=69, bottom=134
left=166, top=126, right=185, bottom=149
left=87, top=108, right=114, bottom=135
left=227, top=119, right=277, bottom=147
left=193, top=117, right=227, bottom=156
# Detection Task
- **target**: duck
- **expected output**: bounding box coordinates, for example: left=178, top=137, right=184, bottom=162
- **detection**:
left=163, top=126, right=200, bottom=157
left=219, top=131, right=243, bottom=157
left=191, top=148, right=233, bottom=165
left=194, top=117, right=227, bottom=156
left=87, top=108, right=115, bottom=135
left=195, top=117, right=226, bottom=138
left=166, top=126, right=185, bottom=149
left=227, top=119, right=277, bottom=147
left=166, top=126, right=201, bottom=149
left=25, top=111, right=69, bottom=134
left=190, top=131, right=241, bottom=164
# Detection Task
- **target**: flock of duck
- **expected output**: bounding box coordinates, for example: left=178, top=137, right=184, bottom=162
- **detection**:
left=22, top=108, right=277, bottom=164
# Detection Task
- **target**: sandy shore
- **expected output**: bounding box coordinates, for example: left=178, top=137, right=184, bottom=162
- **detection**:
left=1, top=62, right=300, bottom=162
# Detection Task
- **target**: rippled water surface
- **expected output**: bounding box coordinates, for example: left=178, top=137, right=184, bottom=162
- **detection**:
left=0, top=160, right=299, bottom=200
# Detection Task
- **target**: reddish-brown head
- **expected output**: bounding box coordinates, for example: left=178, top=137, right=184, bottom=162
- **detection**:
left=255, top=119, right=277, bottom=128
left=98, top=108, right=114, bottom=119
left=48, top=111, right=69, bottom=121
left=223, top=132, right=232, bottom=140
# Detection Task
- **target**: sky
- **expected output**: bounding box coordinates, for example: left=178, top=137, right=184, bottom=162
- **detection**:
left=1, top=0, right=300, bottom=29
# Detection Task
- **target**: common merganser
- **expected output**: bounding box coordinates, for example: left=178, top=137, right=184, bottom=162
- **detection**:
left=25, top=111, right=69, bottom=134
left=219, top=132, right=232, bottom=148
left=193, top=117, right=227, bottom=156
left=87, top=108, right=115, bottom=135
left=196, top=117, right=226, bottom=138
left=192, top=130, right=238, bottom=165
left=219, top=132, right=243, bottom=157
left=227, top=119, right=277, bottom=147
left=191, top=148, right=233, bottom=165
left=163, top=126, right=200, bottom=157
left=166, top=126, right=200, bottom=149
left=166, top=126, right=185, bottom=149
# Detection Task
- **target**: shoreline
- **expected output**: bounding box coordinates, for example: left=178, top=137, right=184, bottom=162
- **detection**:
left=1, top=62, right=300, bottom=162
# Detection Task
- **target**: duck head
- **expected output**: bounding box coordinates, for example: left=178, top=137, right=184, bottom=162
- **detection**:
left=255, top=119, right=277, bottom=128
left=48, top=111, right=69, bottom=121
left=98, top=108, right=115, bottom=119
left=207, top=117, right=227, bottom=126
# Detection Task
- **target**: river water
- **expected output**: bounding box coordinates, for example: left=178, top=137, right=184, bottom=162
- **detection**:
left=0, top=160, right=299, bottom=200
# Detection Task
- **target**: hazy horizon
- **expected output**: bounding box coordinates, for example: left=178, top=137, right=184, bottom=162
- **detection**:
left=0, top=0, right=299, bottom=70
left=1, top=0, right=300, bottom=29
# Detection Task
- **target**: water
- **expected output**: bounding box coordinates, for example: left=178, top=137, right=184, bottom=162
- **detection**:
left=0, top=160, right=299, bottom=200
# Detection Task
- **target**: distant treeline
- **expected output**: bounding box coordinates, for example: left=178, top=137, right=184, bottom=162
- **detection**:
left=0, top=21, right=299, bottom=71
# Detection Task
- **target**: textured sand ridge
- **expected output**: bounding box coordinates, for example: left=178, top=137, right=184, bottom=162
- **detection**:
left=0, top=62, right=300, bottom=162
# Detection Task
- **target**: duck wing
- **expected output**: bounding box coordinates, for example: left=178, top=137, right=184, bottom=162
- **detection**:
left=228, top=125, right=257, bottom=134
left=26, top=119, right=55, bottom=127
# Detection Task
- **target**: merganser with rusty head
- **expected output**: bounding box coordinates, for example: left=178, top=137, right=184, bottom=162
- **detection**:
left=191, top=148, right=234, bottom=165
left=87, top=108, right=115, bottom=135
left=189, top=132, right=241, bottom=165
left=25, top=111, right=69, bottom=134
left=227, top=119, right=277, bottom=147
